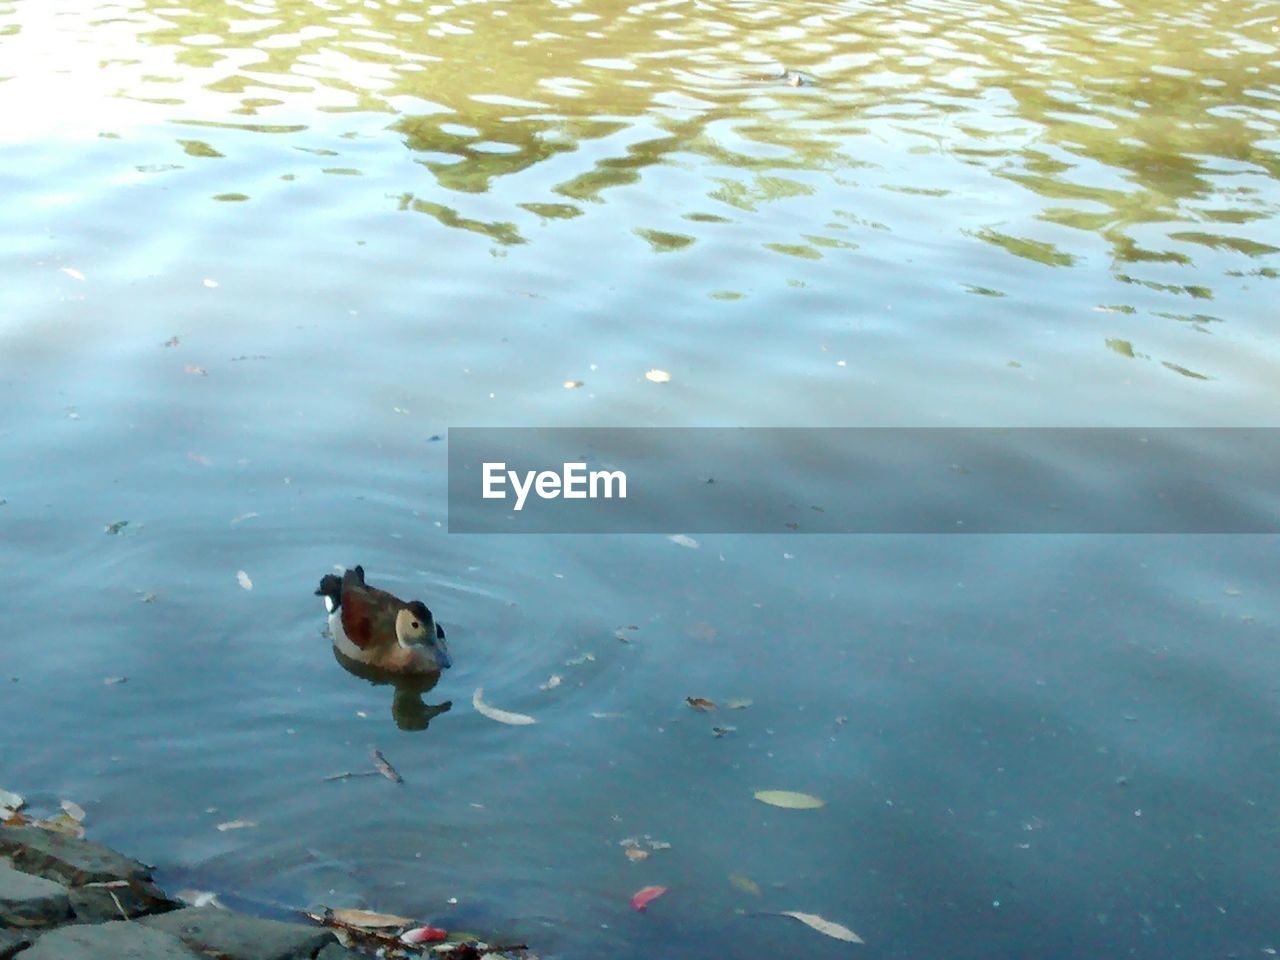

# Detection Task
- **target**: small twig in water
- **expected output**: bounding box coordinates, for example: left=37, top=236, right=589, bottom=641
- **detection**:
left=323, top=771, right=381, bottom=782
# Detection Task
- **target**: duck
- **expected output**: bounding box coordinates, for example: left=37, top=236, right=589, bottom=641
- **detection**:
left=314, top=565, right=452, bottom=676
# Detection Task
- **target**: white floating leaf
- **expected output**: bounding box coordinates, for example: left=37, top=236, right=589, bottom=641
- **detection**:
left=754, top=789, right=825, bottom=809
left=779, top=910, right=864, bottom=943
left=236, top=570, right=253, bottom=591
left=61, top=267, right=86, bottom=281
left=473, top=688, right=537, bottom=725
left=645, top=368, right=671, bottom=383
left=216, top=819, right=257, bottom=831
left=667, top=534, right=699, bottom=549
left=61, top=800, right=86, bottom=822
left=176, top=889, right=227, bottom=909
left=539, top=674, right=562, bottom=690
left=203, top=278, right=218, bottom=288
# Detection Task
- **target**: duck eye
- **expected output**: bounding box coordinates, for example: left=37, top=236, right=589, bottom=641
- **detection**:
left=411, top=620, right=420, bottom=629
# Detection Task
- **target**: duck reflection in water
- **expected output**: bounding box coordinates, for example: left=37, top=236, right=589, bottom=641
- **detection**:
left=330, top=647, right=452, bottom=731
left=316, top=565, right=453, bottom=732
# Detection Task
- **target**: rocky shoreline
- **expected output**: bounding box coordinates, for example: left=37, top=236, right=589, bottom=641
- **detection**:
left=0, top=822, right=521, bottom=960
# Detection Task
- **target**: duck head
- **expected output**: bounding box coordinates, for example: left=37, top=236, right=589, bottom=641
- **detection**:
left=395, top=600, right=452, bottom=670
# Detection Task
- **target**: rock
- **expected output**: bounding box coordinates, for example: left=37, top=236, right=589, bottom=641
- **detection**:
left=0, top=826, right=151, bottom=885
left=0, top=862, right=71, bottom=927
left=0, top=929, right=33, bottom=960
left=69, top=878, right=180, bottom=923
left=18, top=919, right=204, bottom=960
left=139, top=906, right=336, bottom=960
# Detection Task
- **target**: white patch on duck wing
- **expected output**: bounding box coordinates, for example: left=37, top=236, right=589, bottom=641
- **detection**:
left=323, top=595, right=336, bottom=614
left=329, top=611, right=371, bottom=663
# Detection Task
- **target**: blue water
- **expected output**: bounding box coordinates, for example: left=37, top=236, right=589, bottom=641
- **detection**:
left=2, top=0, right=1279, bottom=956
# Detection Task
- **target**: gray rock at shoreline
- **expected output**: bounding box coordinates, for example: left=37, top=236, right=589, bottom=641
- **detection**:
left=0, top=826, right=150, bottom=886
left=17, top=919, right=204, bottom=960
left=68, top=878, right=179, bottom=923
left=0, top=863, right=71, bottom=927
left=139, top=906, right=337, bottom=960
left=0, top=928, right=33, bottom=959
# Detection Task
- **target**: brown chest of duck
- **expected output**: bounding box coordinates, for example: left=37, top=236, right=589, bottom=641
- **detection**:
left=315, top=565, right=451, bottom=676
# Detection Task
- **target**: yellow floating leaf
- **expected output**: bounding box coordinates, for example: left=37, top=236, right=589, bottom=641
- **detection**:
left=328, top=908, right=417, bottom=929
left=754, top=790, right=825, bottom=809
left=36, top=813, right=85, bottom=839
left=779, top=910, right=864, bottom=943
left=686, top=696, right=717, bottom=712
left=473, top=688, right=537, bottom=725
left=645, top=368, right=671, bottom=383
left=625, top=847, right=650, bottom=862
left=729, top=874, right=761, bottom=896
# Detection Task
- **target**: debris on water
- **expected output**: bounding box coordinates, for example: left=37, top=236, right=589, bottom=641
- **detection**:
left=539, top=674, right=562, bottom=691
left=712, top=726, right=737, bottom=737
left=774, top=910, right=863, bottom=943
left=564, top=652, right=595, bottom=667
left=104, top=520, right=130, bottom=535
left=630, top=885, right=668, bottom=912
left=215, top=819, right=257, bottom=831
left=103, top=676, right=128, bottom=685
left=686, top=696, right=717, bottom=711
left=667, top=534, right=699, bottom=549
left=236, top=570, right=253, bottom=591
left=372, top=747, right=404, bottom=784
left=644, top=369, right=671, bottom=383
left=563, top=380, right=584, bottom=389
left=184, top=365, right=208, bottom=376
left=473, top=688, right=538, bottom=725
left=163, top=336, right=180, bottom=348
left=754, top=790, right=825, bottom=809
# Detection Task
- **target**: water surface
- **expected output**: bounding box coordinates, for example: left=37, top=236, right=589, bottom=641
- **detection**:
left=2, top=0, right=1279, bottom=957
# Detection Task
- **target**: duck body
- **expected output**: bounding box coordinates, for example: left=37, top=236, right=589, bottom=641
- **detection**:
left=315, top=565, right=451, bottom=676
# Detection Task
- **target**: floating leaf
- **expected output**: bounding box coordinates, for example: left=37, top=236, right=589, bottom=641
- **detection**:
left=36, top=813, right=85, bottom=838
left=230, top=512, right=259, bottom=525
left=61, top=266, right=86, bottom=281
left=163, top=336, right=180, bottom=348
left=625, top=847, right=649, bottom=862
left=236, top=570, right=253, bottom=591
left=401, top=926, right=448, bottom=945
left=630, top=885, right=668, bottom=911
left=645, top=839, right=671, bottom=851
left=686, top=696, right=717, bottom=712
left=371, top=748, right=403, bottom=784
left=203, top=278, right=218, bottom=288
left=564, top=652, right=595, bottom=667
left=754, top=790, right=825, bottom=809
left=729, top=874, right=761, bottom=896
left=215, top=819, right=257, bottom=831
left=329, top=908, right=416, bottom=929
left=184, top=365, right=208, bottom=377
left=473, top=688, right=537, bottom=725
left=61, top=800, right=86, bottom=822
left=103, top=676, right=128, bottom=685
left=778, top=911, right=864, bottom=943
left=725, top=698, right=753, bottom=709
left=712, top=726, right=737, bottom=737
left=644, top=369, right=671, bottom=383
left=563, top=380, right=584, bottom=389
left=539, top=674, right=562, bottom=690
left=104, top=520, right=130, bottom=535
left=175, top=889, right=226, bottom=909
left=667, top=534, right=699, bottom=549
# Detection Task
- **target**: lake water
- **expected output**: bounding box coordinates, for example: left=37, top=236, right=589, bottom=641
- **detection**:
left=2, top=0, right=1278, bottom=957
